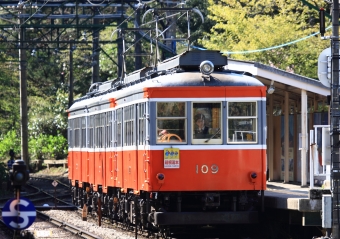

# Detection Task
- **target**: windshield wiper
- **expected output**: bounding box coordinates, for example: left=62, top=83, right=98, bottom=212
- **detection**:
left=205, top=128, right=221, bottom=143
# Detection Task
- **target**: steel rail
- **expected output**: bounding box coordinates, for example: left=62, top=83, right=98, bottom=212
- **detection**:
left=37, top=211, right=103, bottom=239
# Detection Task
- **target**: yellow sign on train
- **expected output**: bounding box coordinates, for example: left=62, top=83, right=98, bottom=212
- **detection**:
left=164, top=148, right=180, bottom=169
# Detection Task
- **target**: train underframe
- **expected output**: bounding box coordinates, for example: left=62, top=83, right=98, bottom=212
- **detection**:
left=71, top=181, right=263, bottom=232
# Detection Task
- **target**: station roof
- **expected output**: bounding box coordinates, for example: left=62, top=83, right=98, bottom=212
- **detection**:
left=227, top=59, right=330, bottom=103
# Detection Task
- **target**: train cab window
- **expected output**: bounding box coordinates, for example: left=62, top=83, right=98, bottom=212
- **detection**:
left=192, top=103, right=222, bottom=144
left=156, top=102, right=186, bottom=144
left=227, top=102, right=257, bottom=143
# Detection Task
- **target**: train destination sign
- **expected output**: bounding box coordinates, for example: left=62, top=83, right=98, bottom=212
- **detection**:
left=164, top=148, right=180, bottom=168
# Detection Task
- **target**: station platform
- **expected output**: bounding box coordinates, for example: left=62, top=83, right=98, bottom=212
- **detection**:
left=264, top=181, right=330, bottom=226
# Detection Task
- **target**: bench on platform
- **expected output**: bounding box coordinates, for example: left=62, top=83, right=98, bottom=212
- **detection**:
left=43, top=159, right=68, bottom=169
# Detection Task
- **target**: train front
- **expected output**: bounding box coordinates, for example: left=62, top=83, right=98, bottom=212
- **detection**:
left=141, top=51, right=267, bottom=226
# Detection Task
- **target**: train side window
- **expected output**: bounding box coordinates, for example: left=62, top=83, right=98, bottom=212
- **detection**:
left=192, top=102, right=222, bottom=144
left=106, top=111, right=112, bottom=148
left=95, top=114, right=104, bottom=148
left=227, top=102, right=257, bottom=143
left=138, top=103, right=147, bottom=145
left=81, top=117, right=86, bottom=148
left=116, top=109, right=122, bottom=147
left=88, top=115, right=94, bottom=148
left=124, top=105, right=135, bottom=146
left=68, top=119, right=73, bottom=148
left=74, top=118, right=80, bottom=148
left=95, top=114, right=99, bottom=148
left=156, top=102, right=186, bottom=144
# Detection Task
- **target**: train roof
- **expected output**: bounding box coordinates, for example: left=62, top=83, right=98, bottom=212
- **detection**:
left=69, top=51, right=265, bottom=110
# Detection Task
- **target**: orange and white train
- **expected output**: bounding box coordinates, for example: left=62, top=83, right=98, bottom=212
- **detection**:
left=68, top=50, right=267, bottom=231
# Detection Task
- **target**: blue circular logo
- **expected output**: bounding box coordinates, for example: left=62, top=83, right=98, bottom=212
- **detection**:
left=2, top=197, right=36, bottom=230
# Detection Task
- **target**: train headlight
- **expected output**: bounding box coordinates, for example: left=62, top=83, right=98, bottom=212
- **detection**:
left=249, top=172, right=258, bottom=183
left=200, top=60, right=214, bottom=75
left=156, top=173, right=165, bottom=184
left=250, top=172, right=257, bottom=179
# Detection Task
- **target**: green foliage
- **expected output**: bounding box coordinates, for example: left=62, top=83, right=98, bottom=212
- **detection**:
left=201, top=0, right=330, bottom=79
left=29, top=89, right=69, bottom=138
left=177, top=0, right=216, bottom=48
left=0, top=130, right=21, bottom=160
left=0, top=67, right=20, bottom=136
left=29, top=133, right=68, bottom=160
left=0, top=162, right=7, bottom=193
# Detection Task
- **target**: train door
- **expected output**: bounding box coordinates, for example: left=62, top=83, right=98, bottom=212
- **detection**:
left=80, top=116, right=88, bottom=184
left=81, top=114, right=89, bottom=184
left=88, top=115, right=95, bottom=187
left=68, top=119, right=74, bottom=182
left=122, top=104, right=138, bottom=191
left=72, top=118, right=82, bottom=182
left=94, top=113, right=105, bottom=191
left=104, top=111, right=114, bottom=192
left=115, top=108, right=123, bottom=188
left=137, top=102, right=151, bottom=191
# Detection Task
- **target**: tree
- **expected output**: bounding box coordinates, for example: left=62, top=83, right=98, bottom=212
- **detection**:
left=201, top=0, right=330, bottom=78
left=177, top=0, right=216, bottom=49
left=0, top=66, right=20, bottom=136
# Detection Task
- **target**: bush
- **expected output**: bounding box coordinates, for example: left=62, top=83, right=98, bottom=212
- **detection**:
left=0, top=162, right=7, bottom=183
left=0, top=130, right=21, bottom=160
left=0, top=130, right=68, bottom=161
left=29, top=133, right=68, bottom=160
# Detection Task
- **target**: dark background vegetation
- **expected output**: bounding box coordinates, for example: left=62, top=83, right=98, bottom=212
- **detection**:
left=0, top=0, right=330, bottom=163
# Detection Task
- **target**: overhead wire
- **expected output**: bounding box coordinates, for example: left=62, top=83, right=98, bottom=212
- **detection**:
left=189, top=26, right=332, bottom=54
left=19, top=0, right=51, bottom=27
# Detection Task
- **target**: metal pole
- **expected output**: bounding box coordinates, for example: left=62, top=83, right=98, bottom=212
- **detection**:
left=135, top=7, right=142, bottom=70
left=331, top=0, right=340, bottom=237
left=68, top=43, right=74, bottom=109
left=19, top=21, right=29, bottom=166
left=92, top=7, right=100, bottom=83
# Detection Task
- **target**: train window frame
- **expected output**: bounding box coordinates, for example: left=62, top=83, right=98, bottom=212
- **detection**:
left=94, top=113, right=104, bottom=148
left=124, top=105, right=135, bottom=146
left=88, top=115, right=94, bottom=148
left=116, top=108, right=122, bottom=147
left=156, top=102, right=186, bottom=144
left=227, top=101, right=257, bottom=144
left=81, top=116, right=86, bottom=148
left=192, top=102, right=222, bottom=145
left=74, top=117, right=81, bottom=148
left=138, top=102, right=147, bottom=145
left=68, top=119, right=73, bottom=148
left=106, top=111, right=112, bottom=148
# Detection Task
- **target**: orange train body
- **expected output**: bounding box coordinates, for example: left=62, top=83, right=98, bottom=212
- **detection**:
left=68, top=51, right=267, bottom=227
left=69, top=148, right=266, bottom=192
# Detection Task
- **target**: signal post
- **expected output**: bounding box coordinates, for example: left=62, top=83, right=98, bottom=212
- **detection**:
left=319, top=0, right=340, bottom=238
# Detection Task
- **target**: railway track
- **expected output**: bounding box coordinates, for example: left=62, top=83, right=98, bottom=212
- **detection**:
left=1, top=210, right=103, bottom=239
left=0, top=176, right=73, bottom=208
left=2, top=175, right=252, bottom=239
left=0, top=176, right=102, bottom=239
left=0, top=175, right=147, bottom=239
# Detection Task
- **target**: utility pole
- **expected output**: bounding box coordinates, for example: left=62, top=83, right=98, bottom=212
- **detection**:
left=135, top=7, right=142, bottom=70
left=92, top=7, right=100, bottom=83
left=19, top=14, right=29, bottom=166
left=331, top=0, right=340, bottom=238
left=68, top=43, right=74, bottom=109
